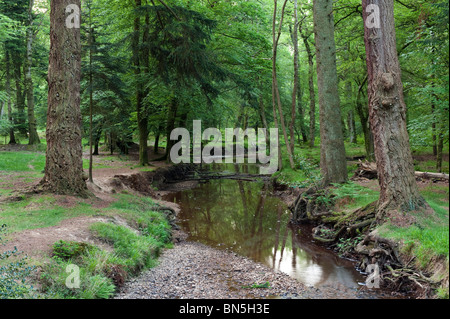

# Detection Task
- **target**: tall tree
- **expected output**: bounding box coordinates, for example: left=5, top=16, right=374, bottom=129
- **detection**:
left=132, top=0, right=149, bottom=166
left=299, top=16, right=316, bottom=148
left=4, top=50, right=16, bottom=144
left=313, top=0, right=347, bottom=185
left=272, top=0, right=295, bottom=170
left=25, top=0, right=40, bottom=145
left=39, top=0, right=88, bottom=196
left=288, top=0, right=302, bottom=151
left=362, top=0, right=424, bottom=217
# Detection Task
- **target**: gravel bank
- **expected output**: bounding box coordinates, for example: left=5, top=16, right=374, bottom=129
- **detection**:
left=115, top=241, right=374, bottom=299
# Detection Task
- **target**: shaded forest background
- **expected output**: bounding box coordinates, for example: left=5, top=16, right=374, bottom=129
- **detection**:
left=0, top=0, right=448, bottom=172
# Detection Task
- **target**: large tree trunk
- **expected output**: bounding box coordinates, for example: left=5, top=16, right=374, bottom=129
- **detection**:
left=362, top=0, right=424, bottom=216
left=313, top=0, right=348, bottom=185
left=40, top=0, right=87, bottom=196
left=25, top=0, right=40, bottom=145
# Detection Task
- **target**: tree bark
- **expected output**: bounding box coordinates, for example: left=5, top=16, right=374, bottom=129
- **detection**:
left=40, top=0, right=88, bottom=196
left=5, top=50, right=16, bottom=144
left=133, top=0, right=149, bottom=166
left=289, top=0, right=299, bottom=153
left=362, top=0, right=424, bottom=216
left=165, top=99, right=178, bottom=162
left=299, top=15, right=316, bottom=148
left=25, top=0, right=40, bottom=145
left=14, top=59, right=28, bottom=137
left=258, top=91, right=270, bottom=145
left=272, top=0, right=295, bottom=170
left=313, top=0, right=348, bottom=185
left=436, top=120, right=444, bottom=173
left=88, top=7, right=94, bottom=183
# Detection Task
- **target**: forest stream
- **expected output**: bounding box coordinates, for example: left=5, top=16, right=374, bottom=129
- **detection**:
left=159, top=163, right=401, bottom=299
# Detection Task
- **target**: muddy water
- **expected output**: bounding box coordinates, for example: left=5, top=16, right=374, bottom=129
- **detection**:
left=163, top=163, right=367, bottom=290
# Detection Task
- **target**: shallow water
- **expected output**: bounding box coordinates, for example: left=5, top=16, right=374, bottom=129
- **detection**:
left=163, top=163, right=369, bottom=289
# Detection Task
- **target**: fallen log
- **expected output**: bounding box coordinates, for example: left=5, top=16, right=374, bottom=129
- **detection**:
left=414, top=171, right=449, bottom=181
left=353, top=161, right=449, bottom=181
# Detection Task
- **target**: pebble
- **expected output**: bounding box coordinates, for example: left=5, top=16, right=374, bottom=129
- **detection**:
left=115, top=241, right=377, bottom=300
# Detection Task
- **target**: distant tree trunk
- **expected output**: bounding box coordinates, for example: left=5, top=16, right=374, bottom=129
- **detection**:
left=347, top=110, right=357, bottom=144
left=431, top=102, right=437, bottom=156
left=313, top=0, right=348, bottom=185
left=436, top=120, right=444, bottom=173
left=165, top=99, right=178, bottom=162
left=5, top=50, right=16, bottom=144
left=258, top=91, right=270, bottom=145
left=272, top=0, right=294, bottom=170
left=88, top=12, right=94, bottom=183
left=40, top=0, right=88, bottom=196
left=345, top=79, right=357, bottom=144
left=356, top=78, right=375, bottom=161
left=133, top=0, right=149, bottom=166
left=363, top=0, right=424, bottom=216
left=14, top=59, right=28, bottom=137
left=154, top=132, right=160, bottom=154
left=289, top=0, right=299, bottom=153
left=299, top=25, right=316, bottom=148
left=25, top=0, right=40, bottom=145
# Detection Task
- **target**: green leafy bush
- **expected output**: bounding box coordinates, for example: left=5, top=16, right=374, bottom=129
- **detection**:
left=0, top=224, right=35, bottom=299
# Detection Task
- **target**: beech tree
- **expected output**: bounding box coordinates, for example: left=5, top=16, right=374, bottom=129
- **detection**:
left=39, top=0, right=88, bottom=196
left=362, top=0, right=424, bottom=217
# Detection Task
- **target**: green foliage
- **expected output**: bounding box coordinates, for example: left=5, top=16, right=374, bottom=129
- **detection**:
left=52, top=240, right=96, bottom=261
left=0, top=225, right=35, bottom=299
left=331, top=182, right=380, bottom=211
left=336, top=235, right=364, bottom=256
left=242, top=281, right=271, bottom=289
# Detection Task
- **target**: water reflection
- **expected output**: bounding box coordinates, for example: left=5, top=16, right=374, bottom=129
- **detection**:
left=163, top=164, right=365, bottom=288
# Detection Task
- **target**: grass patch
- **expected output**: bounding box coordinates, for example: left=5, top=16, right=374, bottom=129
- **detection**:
left=32, top=193, right=172, bottom=299
left=377, top=188, right=449, bottom=271
left=0, top=196, right=94, bottom=233
left=0, top=151, right=46, bottom=172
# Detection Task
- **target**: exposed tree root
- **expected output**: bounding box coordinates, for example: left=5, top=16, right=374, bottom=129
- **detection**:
left=289, top=186, right=438, bottom=298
